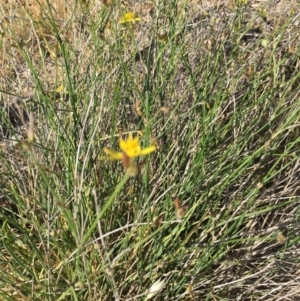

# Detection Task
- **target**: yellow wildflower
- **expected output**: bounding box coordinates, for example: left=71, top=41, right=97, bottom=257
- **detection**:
left=119, top=12, right=141, bottom=24
left=103, top=133, right=156, bottom=160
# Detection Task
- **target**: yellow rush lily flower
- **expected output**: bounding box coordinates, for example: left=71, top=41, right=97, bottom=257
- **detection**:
left=119, top=12, right=141, bottom=24
left=103, top=133, right=156, bottom=160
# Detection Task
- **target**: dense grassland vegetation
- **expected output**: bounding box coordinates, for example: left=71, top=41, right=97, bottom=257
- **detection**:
left=1, top=0, right=300, bottom=300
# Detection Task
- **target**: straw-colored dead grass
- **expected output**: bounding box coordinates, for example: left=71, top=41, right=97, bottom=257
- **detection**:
left=0, top=0, right=78, bottom=45
left=0, top=0, right=89, bottom=87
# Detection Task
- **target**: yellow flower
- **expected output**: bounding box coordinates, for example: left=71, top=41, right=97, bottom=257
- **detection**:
left=103, top=133, right=156, bottom=160
left=119, top=12, right=141, bottom=24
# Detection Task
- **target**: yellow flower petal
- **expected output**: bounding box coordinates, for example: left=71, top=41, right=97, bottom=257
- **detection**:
left=119, top=12, right=141, bottom=24
left=103, top=148, right=123, bottom=160
left=102, top=133, right=156, bottom=161
left=119, top=134, right=141, bottom=157
left=119, top=138, right=127, bottom=151
left=126, top=148, right=141, bottom=158
left=139, top=145, right=156, bottom=156
left=119, top=133, right=138, bottom=150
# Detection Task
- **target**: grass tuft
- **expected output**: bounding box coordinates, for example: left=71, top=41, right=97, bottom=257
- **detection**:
left=1, top=0, right=300, bottom=300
